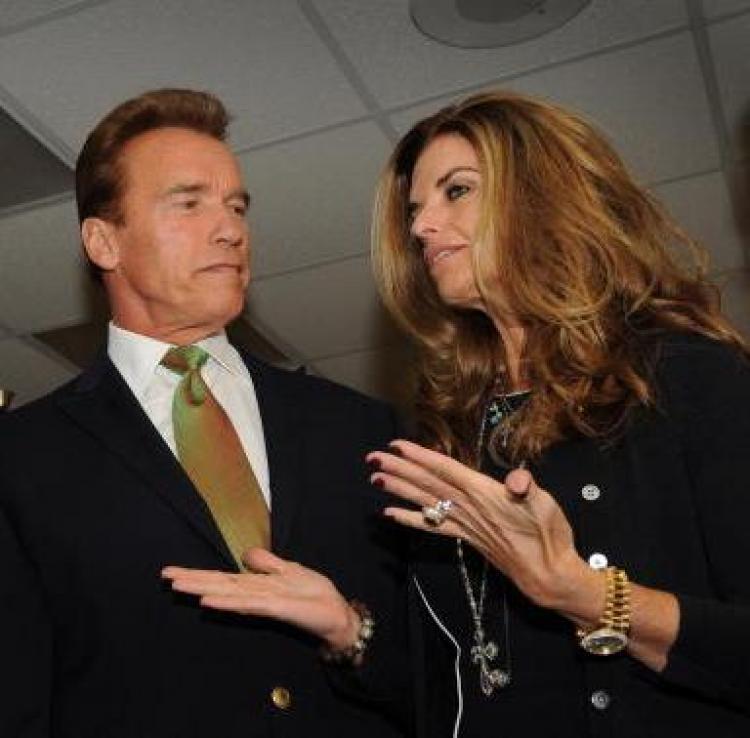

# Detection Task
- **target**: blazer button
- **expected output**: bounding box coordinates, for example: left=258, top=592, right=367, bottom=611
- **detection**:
left=581, top=483, right=601, bottom=501
left=591, top=689, right=611, bottom=710
left=588, top=552, right=608, bottom=570
left=271, top=686, right=292, bottom=710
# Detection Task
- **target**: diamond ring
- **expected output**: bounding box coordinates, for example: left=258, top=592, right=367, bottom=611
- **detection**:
left=422, top=499, right=454, bottom=526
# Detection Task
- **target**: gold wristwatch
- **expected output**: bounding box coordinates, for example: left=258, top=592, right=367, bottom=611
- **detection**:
left=577, top=567, right=631, bottom=655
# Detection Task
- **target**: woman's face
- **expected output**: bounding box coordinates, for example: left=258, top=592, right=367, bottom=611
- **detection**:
left=408, top=133, right=483, bottom=311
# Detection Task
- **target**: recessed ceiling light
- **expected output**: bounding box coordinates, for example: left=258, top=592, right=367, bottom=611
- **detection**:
left=410, top=0, right=592, bottom=48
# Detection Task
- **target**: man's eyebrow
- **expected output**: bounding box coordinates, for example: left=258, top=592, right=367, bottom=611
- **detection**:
left=163, top=183, right=251, bottom=208
left=226, top=188, right=251, bottom=208
left=164, top=183, right=206, bottom=197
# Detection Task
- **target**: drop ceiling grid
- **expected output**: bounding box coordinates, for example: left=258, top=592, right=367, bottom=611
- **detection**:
left=0, top=0, right=101, bottom=35
left=312, top=342, right=416, bottom=405
left=310, top=0, right=689, bottom=108
left=238, top=120, right=391, bottom=280
left=0, top=0, right=368, bottom=155
left=246, top=254, right=400, bottom=363
left=653, top=171, right=746, bottom=273
left=701, top=0, right=750, bottom=20
left=388, top=32, right=720, bottom=187
left=707, top=12, right=750, bottom=162
left=0, top=198, right=91, bottom=335
left=0, top=0, right=747, bottom=401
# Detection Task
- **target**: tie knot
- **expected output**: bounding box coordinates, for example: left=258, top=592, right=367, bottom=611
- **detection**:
left=161, top=345, right=210, bottom=375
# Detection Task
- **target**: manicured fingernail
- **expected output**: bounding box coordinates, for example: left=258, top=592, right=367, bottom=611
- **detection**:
left=371, top=475, right=385, bottom=488
left=387, top=442, right=403, bottom=456
left=367, top=457, right=382, bottom=470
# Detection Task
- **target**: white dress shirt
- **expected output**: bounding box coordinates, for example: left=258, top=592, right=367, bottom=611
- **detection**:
left=107, top=322, right=271, bottom=507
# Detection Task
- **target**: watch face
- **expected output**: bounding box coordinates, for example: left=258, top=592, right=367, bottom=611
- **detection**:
left=581, top=627, right=628, bottom=656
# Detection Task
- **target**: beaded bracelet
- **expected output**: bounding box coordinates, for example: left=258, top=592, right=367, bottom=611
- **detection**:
left=320, top=600, right=375, bottom=667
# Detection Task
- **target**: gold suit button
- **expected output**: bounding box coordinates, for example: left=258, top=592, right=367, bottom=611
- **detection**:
left=271, top=686, right=292, bottom=710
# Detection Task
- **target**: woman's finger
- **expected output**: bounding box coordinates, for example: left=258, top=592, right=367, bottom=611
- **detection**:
left=371, top=469, right=459, bottom=511
left=368, top=449, right=461, bottom=502
left=386, top=440, right=496, bottom=502
left=504, top=467, right=533, bottom=501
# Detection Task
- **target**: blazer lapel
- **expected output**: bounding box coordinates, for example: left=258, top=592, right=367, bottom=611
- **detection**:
left=57, top=353, right=236, bottom=569
left=242, top=355, right=305, bottom=556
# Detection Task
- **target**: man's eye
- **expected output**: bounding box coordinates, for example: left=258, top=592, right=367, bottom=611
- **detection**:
left=446, top=183, right=470, bottom=201
left=232, top=204, right=248, bottom=217
left=178, top=199, right=198, bottom=210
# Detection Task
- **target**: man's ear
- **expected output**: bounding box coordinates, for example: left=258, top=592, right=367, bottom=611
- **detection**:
left=81, top=217, right=120, bottom=272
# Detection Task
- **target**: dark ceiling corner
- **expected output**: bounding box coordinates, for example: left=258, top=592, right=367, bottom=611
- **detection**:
left=0, top=107, right=73, bottom=211
left=34, top=319, right=108, bottom=369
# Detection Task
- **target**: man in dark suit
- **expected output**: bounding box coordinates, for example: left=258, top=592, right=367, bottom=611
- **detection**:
left=0, top=89, right=406, bottom=737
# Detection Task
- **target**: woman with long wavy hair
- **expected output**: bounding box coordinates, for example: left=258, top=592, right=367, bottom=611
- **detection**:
left=162, top=90, right=750, bottom=737
left=365, top=90, right=750, bottom=737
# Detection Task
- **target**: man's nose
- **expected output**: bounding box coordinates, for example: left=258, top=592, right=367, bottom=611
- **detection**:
left=213, top=208, right=247, bottom=249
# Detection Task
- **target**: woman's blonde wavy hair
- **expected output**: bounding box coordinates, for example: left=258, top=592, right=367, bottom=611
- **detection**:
left=372, top=90, right=747, bottom=465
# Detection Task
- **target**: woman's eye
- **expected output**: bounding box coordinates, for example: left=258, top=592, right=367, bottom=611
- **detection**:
left=446, top=183, right=470, bottom=201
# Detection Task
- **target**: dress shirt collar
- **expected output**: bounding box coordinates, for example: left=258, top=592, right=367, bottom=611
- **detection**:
left=108, top=322, right=246, bottom=400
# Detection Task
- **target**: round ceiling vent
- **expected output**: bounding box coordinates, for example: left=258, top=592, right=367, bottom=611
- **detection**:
left=410, top=0, right=592, bottom=49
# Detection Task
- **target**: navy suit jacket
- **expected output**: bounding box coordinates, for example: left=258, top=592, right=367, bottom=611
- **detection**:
left=0, top=350, right=408, bottom=738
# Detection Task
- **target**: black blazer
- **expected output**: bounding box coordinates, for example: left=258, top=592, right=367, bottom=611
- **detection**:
left=408, top=334, right=750, bottom=738
left=0, top=351, right=408, bottom=738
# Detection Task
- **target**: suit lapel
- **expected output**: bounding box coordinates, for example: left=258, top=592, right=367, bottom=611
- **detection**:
left=57, top=353, right=236, bottom=569
left=242, top=355, right=305, bottom=556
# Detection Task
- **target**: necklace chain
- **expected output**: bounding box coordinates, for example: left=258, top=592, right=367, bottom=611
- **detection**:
left=455, top=388, right=520, bottom=697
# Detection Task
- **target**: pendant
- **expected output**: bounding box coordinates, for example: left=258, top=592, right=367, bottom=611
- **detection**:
left=471, top=630, right=510, bottom=696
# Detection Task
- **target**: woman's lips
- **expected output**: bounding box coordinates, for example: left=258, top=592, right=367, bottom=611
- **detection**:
left=424, top=244, right=466, bottom=268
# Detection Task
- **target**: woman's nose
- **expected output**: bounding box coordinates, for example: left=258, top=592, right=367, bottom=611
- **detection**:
left=410, top=204, right=442, bottom=240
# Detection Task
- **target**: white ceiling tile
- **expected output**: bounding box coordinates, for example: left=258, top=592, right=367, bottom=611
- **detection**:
left=313, top=0, right=687, bottom=108
left=702, top=1, right=750, bottom=19
left=246, top=256, right=400, bottom=360
left=0, top=0, right=366, bottom=156
left=708, top=13, right=750, bottom=161
left=0, top=0, right=89, bottom=32
left=653, top=171, right=746, bottom=273
left=0, top=197, right=94, bottom=333
left=0, top=336, right=77, bottom=407
left=313, top=342, right=415, bottom=406
left=389, top=32, right=720, bottom=185
left=240, top=122, right=391, bottom=278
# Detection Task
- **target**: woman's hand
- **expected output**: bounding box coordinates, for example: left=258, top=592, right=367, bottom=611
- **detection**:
left=162, top=548, right=360, bottom=650
left=367, top=440, right=601, bottom=618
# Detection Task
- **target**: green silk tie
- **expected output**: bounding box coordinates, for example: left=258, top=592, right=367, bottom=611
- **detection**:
left=161, top=345, right=270, bottom=567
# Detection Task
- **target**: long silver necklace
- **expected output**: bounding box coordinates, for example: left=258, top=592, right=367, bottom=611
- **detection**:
left=456, top=390, right=522, bottom=697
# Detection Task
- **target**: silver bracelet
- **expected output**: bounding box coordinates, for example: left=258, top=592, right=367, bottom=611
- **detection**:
left=320, top=600, right=374, bottom=667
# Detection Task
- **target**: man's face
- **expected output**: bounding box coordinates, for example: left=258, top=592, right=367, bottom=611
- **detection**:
left=102, top=126, right=251, bottom=342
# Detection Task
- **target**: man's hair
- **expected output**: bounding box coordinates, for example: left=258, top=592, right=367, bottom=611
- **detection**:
left=75, top=88, right=229, bottom=227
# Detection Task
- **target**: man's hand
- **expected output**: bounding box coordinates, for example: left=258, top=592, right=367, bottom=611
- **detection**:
left=162, top=549, right=360, bottom=649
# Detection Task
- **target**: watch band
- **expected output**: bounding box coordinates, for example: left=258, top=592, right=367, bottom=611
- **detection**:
left=577, top=567, right=631, bottom=655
